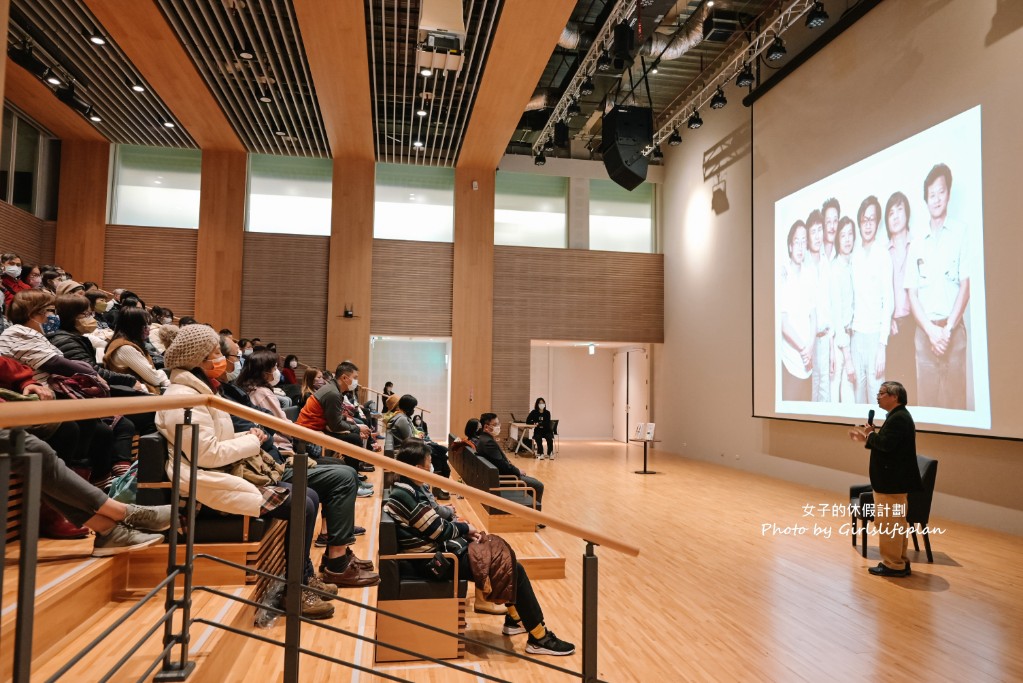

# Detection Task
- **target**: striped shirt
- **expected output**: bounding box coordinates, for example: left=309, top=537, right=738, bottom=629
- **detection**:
left=383, top=480, right=469, bottom=554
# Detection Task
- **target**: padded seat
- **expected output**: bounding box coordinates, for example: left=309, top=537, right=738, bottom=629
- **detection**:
left=378, top=511, right=467, bottom=601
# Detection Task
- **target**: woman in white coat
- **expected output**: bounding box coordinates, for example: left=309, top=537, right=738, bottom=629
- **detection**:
left=155, top=324, right=334, bottom=619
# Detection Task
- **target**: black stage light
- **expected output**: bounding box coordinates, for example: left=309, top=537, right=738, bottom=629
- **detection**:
left=652, top=145, right=664, bottom=160
left=580, top=77, right=595, bottom=96
left=668, top=128, right=682, bottom=146
left=735, top=63, right=754, bottom=88
left=567, top=101, right=582, bottom=119
left=710, top=87, right=727, bottom=109
left=597, top=52, right=612, bottom=72
left=767, top=36, right=787, bottom=61
left=806, top=2, right=829, bottom=29
left=687, top=110, right=703, bottom=129
left=534, top=152, right=546, bottom=166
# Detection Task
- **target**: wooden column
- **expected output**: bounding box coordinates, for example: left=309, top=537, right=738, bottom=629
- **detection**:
left=451, top=167, right=494, bottom=434
left=55, top=140, right=110, bottom=283
left=325, top=157, right=374, bottom=376
left=0, top=1, right=9, bottom=103
left=194, top=149, right=247, bottom=332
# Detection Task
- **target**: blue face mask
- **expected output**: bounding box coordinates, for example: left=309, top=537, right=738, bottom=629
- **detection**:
left=42, top=313, right=61, bottom=335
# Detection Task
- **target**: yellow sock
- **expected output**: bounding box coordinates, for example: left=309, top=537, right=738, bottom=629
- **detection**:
left=529, top=623, right=547, bottom=640
left=506, top=606, right=520, bottom=622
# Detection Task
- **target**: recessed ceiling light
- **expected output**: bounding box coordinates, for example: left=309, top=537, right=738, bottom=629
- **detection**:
left=274, top=130, right=287, bottom=136
left=87, top=108, right=101, bottom=122
left=416, top=107, right=427, bottom=116
left=412, top=140, right=424, bottom=148
left=45, top=72, right=62, bottom=86
left=236, top=42, right=256, bottom=60
left=420, top=67, right=432, bottom=77
left=85, top=31, right=107, bottom=46
left=162, top=119, right=175, bottom=128
left=258, top=93, right=272, bottom=103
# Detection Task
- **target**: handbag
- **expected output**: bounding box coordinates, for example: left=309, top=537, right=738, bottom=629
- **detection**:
left=220, top=450, right=286, bottom=487
left=424, top=536, right=469, bottom=581
left=47, top=373, right=111, bottom=400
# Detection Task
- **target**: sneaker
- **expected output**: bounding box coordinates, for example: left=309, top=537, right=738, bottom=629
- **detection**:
left=315, top=533, right=329, bottom=547
left=357, top=488, right=374, bottom=498
left=356, top=463, right=376, bottom=473
left=525, top=629, right=576, bottom=656
left=502, top=617, right=526, bottom=636
left=308, top=575, right=338, bottom=596
left=353, top=525, right=366, bottom=536
left=92, top=524, right=164, bottom=557
left=123, top=504, right=173, bottom=532
left=300, top=589, right=335, bottom=619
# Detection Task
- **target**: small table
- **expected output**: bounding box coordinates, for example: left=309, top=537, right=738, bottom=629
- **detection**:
left=510, top=422, right=536, bottom=456
left=629, top=438, right=661, bottom=475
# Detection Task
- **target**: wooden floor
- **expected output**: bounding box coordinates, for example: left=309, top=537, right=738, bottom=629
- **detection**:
left=6, top=441, right=1023, bottom=682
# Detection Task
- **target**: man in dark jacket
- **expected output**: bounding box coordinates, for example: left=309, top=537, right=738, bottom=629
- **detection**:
left=850, top=380, right=923, bottom=577
left=476, top=413, right=544, bottom=511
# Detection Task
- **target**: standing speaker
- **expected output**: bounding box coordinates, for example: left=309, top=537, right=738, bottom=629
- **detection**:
left=602, top=105, right=652, bottom=191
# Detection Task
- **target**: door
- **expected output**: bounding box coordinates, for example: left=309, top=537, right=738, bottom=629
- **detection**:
left=612, top=347, right=650, bottom=443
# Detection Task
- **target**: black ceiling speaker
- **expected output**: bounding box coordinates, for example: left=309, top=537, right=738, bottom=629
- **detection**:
left=613, top=22, right=635, bottom=61
left=601, top=105, right=653, bottom=191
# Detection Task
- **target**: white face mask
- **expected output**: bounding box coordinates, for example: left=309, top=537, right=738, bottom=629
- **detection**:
left=160, top=317, right=172, bottom=325
left=489, top=424, right=501, bottom=437
left=270, top=368, right=281, bottom=386
left=538, top=403, right=545, bottom=410
left=4, top=265, right=22, bottom=278
left=289, top=360, right=298, bottom=368
left=243, top=348, right=252, bottom=357
left=349, top=377, right=359, bottom=391
left=225, top=365, right=241, bottom=382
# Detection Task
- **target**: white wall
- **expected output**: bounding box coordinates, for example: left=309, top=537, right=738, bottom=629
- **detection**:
left=654, top=60, right=1023, bottom=534
left=529, top=345, right=613, bottom=439
left=370, top=339, right=450, bottom=436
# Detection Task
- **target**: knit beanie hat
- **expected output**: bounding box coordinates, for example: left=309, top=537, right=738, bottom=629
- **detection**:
left=163, top=323, right=220, bottom=370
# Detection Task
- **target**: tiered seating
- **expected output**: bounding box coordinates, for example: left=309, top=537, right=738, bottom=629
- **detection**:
left=448, top=442, right=538, bottom=533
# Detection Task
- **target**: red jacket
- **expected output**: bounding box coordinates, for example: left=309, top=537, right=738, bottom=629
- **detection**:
left=2, top=273, right=30, bottom=308
left=0, top=355, right=39, bottom=393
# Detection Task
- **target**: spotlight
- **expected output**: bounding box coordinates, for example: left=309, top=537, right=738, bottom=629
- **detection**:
left=258, top=91, right=272, bottom=103
left=735, top=63, right=755, bottom=88
left=566, top=101, right=581, bottom=119
left=534, top=152, right=546, bottom=166
left=544, top=138, right=555, bottom=153
left=45, top=71, right=62, bottom=86
left=652, top=145, right=664, bottom=160
left=580, top=77, right=595, bottom=96
left=710, top=87, right=727, bottom=109
left=416, top=106, right=428, bottom=116
left=235, top=41, right=256, bottom=60
left=767, top=36, right=787, bottom=61
left=687, top=110, right=703, bottom=129
left=668, top=128, right=682, bottom=146
left=8, top=45, right=50, bottom=79
left=56, top=85, right=91, bottom=115
left=806, top=1, right=829, bottom=29
left=126, top=77, right=145, bottom=93
left=420, top=67, right=433, bottom=77
left=274, top=129, right=287, bottom=136
left=412, top=139, right=424, bottom=148
left=84, top=31, right=107, bottom=46
left=87, top=108, right=101, bottom=122
left=597, top=51, right=612, bottom=72
left=650, top=59, right=660, bottom=75
left=162, top=118, right=176, bottom=128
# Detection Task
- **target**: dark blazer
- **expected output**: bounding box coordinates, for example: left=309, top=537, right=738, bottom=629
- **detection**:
left=526, top=408, right=553, bottom=437
left=865, top=404, right=923, bottom=493
left=476, top=432, right=522, bottom=478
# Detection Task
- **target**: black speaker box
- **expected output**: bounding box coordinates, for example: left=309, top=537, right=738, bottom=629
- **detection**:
left=601, top=105, right=652, bottom=191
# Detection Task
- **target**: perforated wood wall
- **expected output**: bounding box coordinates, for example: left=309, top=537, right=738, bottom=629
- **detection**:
left=240, top=232, right=329, bottom=369
left=492, top=246, right=664, bottom=426
left=0, top=201, right=54, bottom=265
left=103, top=225, right=197, bottom=316
left=371, top=239, right=453, bottom=337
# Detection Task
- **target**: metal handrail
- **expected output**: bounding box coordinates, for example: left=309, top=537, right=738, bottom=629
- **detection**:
left=1, top=392, right=621, bottom=682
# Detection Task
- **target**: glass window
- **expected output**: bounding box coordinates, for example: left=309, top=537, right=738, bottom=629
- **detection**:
left=494, top=171, right=567, bottom=248
left=374, top=163, right=454, bottom=242
left=247, top=155, right=332, bottom=235
left=111, top=145, right=201, bottom=229
left=0, top=110, right=13, bottom=204
left=589, top=179, right=654, bottom=253
left=12, top=118, right=40, bottom=213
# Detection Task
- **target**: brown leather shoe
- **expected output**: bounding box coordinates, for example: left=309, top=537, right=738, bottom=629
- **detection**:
left=301, top=589, right=335, bottom=619
left=346, top=547, right=375, bottom=571
left=308, top=575, right=338, bottom=596
left=322, top=560, right=380, bottom=588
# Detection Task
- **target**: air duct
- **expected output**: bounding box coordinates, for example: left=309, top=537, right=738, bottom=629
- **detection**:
left=639, top=3, right=709, bottom=62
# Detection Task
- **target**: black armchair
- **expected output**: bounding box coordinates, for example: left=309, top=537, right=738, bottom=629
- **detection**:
left=849, top=455, right=939, bottom=562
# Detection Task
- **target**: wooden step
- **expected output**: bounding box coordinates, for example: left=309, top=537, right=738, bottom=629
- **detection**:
left=452, top=497, right=566, bottom=580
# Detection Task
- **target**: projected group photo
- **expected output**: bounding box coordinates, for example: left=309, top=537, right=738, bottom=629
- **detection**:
left=773, top=107, right=990, bottom=429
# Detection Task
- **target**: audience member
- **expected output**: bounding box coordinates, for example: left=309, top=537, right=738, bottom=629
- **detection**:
left=2, top=252, right=31, bottom=306
left=104, top=307, right=169, bottom=394
left=238, top=349, right=297, bottom=456
left=526, top=397, right=555, bottom=459
left=282, top=354, right=300, bottom=385
left=410, top=412, right=451, bottom=499
left=297, top=360, right=373, bottom=472
left=476, top=413, right=545, bottom=520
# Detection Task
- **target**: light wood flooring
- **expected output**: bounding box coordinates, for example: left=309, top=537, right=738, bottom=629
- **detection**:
left=6, top=440, right=1023, bottom=682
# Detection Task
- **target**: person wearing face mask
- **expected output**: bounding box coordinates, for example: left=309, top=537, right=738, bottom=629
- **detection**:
left=281, top=354, right=301, bottom=385
left=1, top=252, right=31, bottom=307
left=297, top=360, right=374, bottom=473
left=104, top=307, right=170, bottom=394
left=409, top=411, right=452, bottom=499
left=300, top=367, right=325, bottom=409
left=19, top=264, right=42, bottom=290
left=155, top=325, right=359, bottom=618
left=475, top=413, right=545, bottom=521
left=526, top=397, right=555, bottom=460
left=237, top=349, right=298, bottom=456
left=148, top=307, right=176, bottom=352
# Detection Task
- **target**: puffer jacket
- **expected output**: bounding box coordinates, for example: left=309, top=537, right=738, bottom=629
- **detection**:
left=467, top=534, right=517, bottom=605
left=155, top=368, right=264, bottom=516
left=48, top=329, right=137, bottom=387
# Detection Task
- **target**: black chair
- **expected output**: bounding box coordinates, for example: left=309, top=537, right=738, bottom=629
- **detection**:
left=849, top=455, right=938, bottom=562
left=551, top=419, right=560, bottom=457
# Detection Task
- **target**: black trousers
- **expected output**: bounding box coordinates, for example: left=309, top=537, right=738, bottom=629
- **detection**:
left=262, top=482, right=319, bottom=581
left=428, top=442, right=450, bottom=478
left=458, top=557, right=543, bottom=631
left=533, top=433, right=553, bottom=455
left=325, top=430, right=366, bottom=469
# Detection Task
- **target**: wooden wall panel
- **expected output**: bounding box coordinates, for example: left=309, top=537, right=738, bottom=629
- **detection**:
left=55, top=139, right=110, bottom=283
left=103, top=225, right=197, bottom=316
left=241, top=232, right=328, bottom=370
left=4, top=57, right=107, bottom=143
left=325, top=157, right=374, bottom=376
left=451, top=168, right=494, bottom=435
left=39, top=221, right=54, bottom=264
left=195, top=150, right=246, bottom=333
left=0, top=201, right=45, bottom=264
left=371, top=239, right=453, bottom=336
left=491, top=247, right=664, bottom=426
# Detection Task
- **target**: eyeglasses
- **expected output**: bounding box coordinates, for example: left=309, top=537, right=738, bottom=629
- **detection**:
left=227, top=354, right=240, bottom=360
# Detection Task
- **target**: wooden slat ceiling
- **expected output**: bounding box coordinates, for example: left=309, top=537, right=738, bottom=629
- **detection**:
left=4, top=53, right=105, bottom=140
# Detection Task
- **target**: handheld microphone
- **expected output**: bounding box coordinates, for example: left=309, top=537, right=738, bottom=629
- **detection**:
left=867, top=409, right=875, bottom=427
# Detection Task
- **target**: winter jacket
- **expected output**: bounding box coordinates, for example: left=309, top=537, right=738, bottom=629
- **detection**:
left=467, top=534, right=517, bottom=604
left=47, top=329, right=137, bottom=387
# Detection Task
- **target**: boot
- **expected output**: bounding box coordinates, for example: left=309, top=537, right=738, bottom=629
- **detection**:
left=39, top=501, right=90, bottom=539
left=473, top=586, right=507, bottom=615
